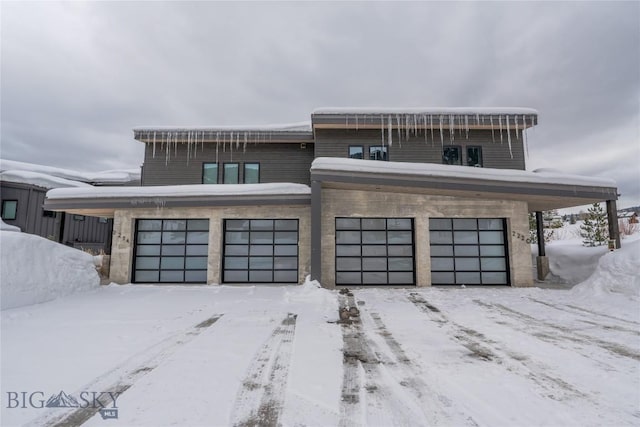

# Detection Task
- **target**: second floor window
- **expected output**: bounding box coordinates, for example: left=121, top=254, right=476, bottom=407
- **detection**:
left=442, top=147, right=461, bottom=165
left=244, top=163, right=260, bottom=184
left=224, top=163, right=239, bottom=184
left=202, top=163, right=218, bottom=184
left=467, top=147, right=483, bottom=167
left=349, top=146, right=364, bottom=159
left=369, top=146, right=388, bottom=161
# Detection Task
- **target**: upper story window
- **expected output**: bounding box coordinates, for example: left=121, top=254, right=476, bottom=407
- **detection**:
left=224, top=163, right=239, bottom=184
left=1, top=200, right=17, bottom=220
left=202, top=163, right=218, bottom=184
left=244, top=163, right=260, bottom=184
left=467, top=146, right=483, bottom=167
left=442, top=146, right=461, bottom=165
left=349, top=146, right=364, bottom=159
left=369, top=146, right=388, bottom=161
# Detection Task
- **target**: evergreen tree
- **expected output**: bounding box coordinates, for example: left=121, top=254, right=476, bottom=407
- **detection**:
left=580, top=203, right=609, bottom=247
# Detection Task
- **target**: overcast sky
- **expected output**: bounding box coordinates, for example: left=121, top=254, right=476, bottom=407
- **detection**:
left=2, top=1, right=639, bottom=209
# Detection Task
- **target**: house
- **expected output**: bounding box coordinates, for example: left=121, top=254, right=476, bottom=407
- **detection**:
left=43, top=108, right=620, bottom=287
left=618, top=210, right=639, bottom=224
left=1, top=159, right=140, bottom=253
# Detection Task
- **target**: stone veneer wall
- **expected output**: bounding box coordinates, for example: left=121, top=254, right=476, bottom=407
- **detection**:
left=320, top=188, right=532, bottom=288
left=109, top=205, right=311, bottom=285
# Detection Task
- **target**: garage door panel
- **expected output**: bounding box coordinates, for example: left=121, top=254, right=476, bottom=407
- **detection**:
left=335, top=217, right=415, bottom=286
left=429, top=218, right=509, bottom=286
left=222, top=219, right=299, bottom=284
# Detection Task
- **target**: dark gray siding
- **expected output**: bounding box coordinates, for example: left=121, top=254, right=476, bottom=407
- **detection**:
left=0, top=182, right=113, bottom=253
left=314, top=129, right=526, bottom=170
left=141, top=142, right=314, bottom=186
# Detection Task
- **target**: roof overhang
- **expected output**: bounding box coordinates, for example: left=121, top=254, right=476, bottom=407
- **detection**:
left=310, top=159, right=617, bottom=212
left=312, top=108, right=538, bottom=130
left=44, top=184, right=311, bottom=218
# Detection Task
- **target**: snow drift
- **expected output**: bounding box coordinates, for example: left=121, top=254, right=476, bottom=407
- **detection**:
left=571, top=239, right=640, bottom=300
left=0, top=231, right=100, bottom=310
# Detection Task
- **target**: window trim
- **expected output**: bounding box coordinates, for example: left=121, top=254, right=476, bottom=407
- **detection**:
left=442, top=145, right=462, bottom=165
left=348, top=145, right=364, bottom=159
left=243, top=162, right=260, bottom=184
left=202, top=162, right=219, bottom=184
left=369, top=145, right=389, bottom=161
left=223, top=162, right=240, bottom=184
left=467, top=146, right=483, bottom=167
left=1, top=200, right=18, bottom=220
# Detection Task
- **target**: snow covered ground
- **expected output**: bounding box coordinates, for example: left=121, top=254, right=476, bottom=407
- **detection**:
left=1, top=224, right=638, bottom=426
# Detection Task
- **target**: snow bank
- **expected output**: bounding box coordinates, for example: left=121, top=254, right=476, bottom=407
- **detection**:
left=0, top=231, right=99, bottom=310
left=571, top=239, right=640, bottom=300
left=0, top=219, right=20, bottom=232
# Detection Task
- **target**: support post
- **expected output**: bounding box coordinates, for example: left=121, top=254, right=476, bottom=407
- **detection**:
left=535, top=211, right=545, bottom=256
left=535, top=211, right=549, bottom=280
left=606, top=199, right=621, bottom=249
left=310, top=180, right=322, bottom=283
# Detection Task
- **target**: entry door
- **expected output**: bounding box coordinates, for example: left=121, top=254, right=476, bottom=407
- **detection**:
left=429, top=218, right=509, bottom=285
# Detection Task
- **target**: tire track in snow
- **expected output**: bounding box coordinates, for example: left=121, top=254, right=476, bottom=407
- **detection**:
left=338, top=291, right=462, bottom=427
left=407, top=293, right=589, bottom=402
left=528, top=298, right=640, bottom=334
left=231, top=313, right=297, bottom=427
left=31, top=314, right=224, bottom=427
left=475, top=300, right=640, bottom=362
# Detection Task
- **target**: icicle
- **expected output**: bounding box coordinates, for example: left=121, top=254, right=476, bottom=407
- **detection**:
left=515, top=115, right=519, bottom=140
left=186, top=132, right=190, bottom=164
left=523, top=115, right=530, bottom=159
left=490, top=116, right=495, bottom=142
left=236, top=132, right=240, bottom=150
left=388, top=115, right=393, bottom=146
left=465, top=115, right=469, bottom=139
left=414, top=113, right=418, bottom=136
left=405, top=114, right=410, bottom=141
left=430, top=115, right=434, bottom=146
left=449, top=114, right=455, bottom=142
left=506, top=115, right=513, bottom=158
left=244, top=132, right=248, bottom=153
left=381, top=115, right=385, bottom=144
left=396, top=114, right=401, bottom=142
left=355, top=114, right=359, bottom=131
left=498, top=115, right=503, bottom=143
left=165, top=132, right=170, bottom=165
left=476, top=113, right=480, bottom=126
left=152, top=131, right=156, bottom=158
left=439, top=115, right=444, bottom=146
left=216, top=140, right=219, bottom=163
left=423, top=114, right=428, bottom=143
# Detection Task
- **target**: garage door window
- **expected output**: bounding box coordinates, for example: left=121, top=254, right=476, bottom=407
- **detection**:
left=335, top=218, right=415, bottom=285
left=429, top=218, right=509, bottom=285
left=134, top=219, right=209, bottom=283
left=223, top=219, right=299, bottom=283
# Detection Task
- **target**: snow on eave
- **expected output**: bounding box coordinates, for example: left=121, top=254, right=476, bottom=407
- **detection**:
left=310, top=158, right=617, bottom=189
left=312, top=107, right=539, bottom=116
left=0, top=171, right=93, bottom=190
left=132, top=121, right=313, bottom=133
left=46, top=183, right=311, bottom=200
left=0, top=159, right=140, bottom=185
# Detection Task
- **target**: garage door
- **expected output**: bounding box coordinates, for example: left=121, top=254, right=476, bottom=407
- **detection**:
left=222, top=219, right=299, bottom=283
left=429, top=218, right=509, bottom=285
left=133, top=219, right=209, bottom=283
left=335, top=217, right=415, bottom=286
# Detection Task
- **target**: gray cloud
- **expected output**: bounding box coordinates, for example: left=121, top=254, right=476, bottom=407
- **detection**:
left=2, top=1, right=638, bottom=207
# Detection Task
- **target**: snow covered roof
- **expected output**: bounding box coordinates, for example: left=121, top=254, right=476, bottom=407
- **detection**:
left=311, top=158, right=615, bottom=188
left=133, top=122, right=312, bottom=132
left=311, top=158, right=618, bottom=211
left=313, top=107, right=539, bottom=115
left=0, top=171, right=92, bottom=190
left=44, top=183, right=311, bottom=216
left=47, top=183, right=310, bottom=200
left=0, top=159, right=140, bottom=185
